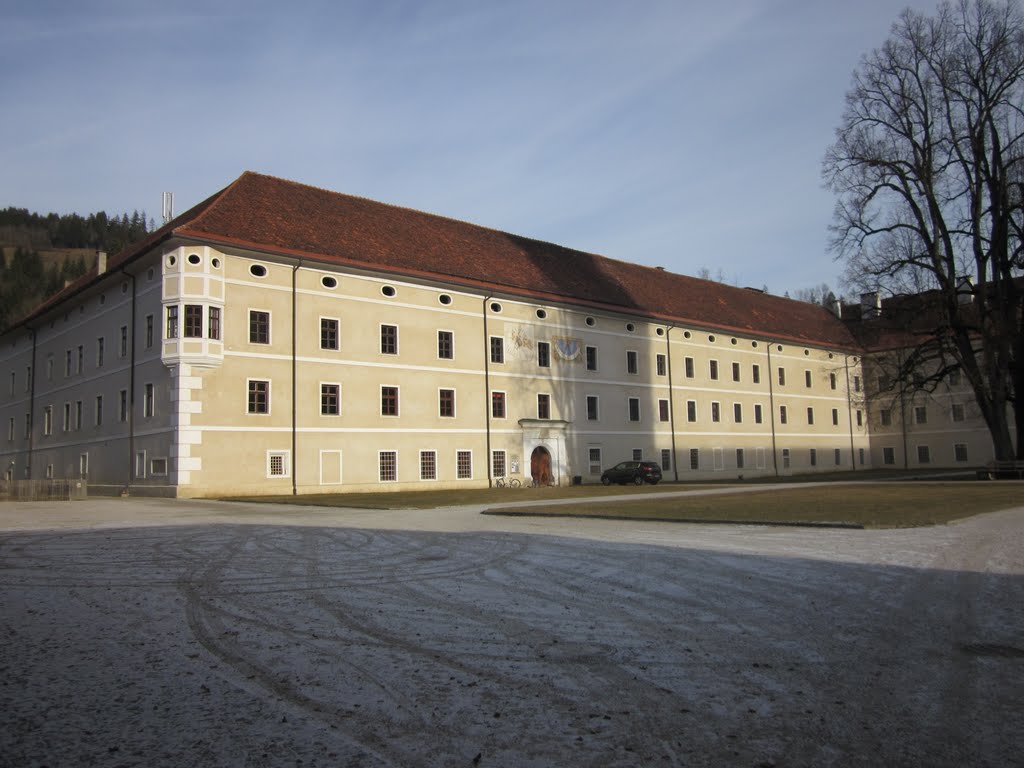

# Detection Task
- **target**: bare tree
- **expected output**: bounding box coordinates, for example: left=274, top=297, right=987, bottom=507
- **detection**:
left=825, top=0, right=1024, bottom=460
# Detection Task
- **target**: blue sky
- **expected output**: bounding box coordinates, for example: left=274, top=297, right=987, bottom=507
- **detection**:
left=0, top=0, right=939, bottom=297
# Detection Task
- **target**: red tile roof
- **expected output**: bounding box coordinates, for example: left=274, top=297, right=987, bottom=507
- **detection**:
left=18, top=172, right=862, bottom=350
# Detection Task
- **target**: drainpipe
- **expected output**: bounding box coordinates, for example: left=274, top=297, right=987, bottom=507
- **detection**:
left=124, top=268, right=137, bottom=489
left=766, top=342, right=779, bottom=476
left=897, top=349, right=909, bottom=469
left=291, top=260, right=302, bottom=496
left=482, top=295, right=494, bottom=487
left=27, top=326, right=37, bottom=479
left=664, top=326, right=679, bottom=481
left=844, top=355, right=857, bottom=471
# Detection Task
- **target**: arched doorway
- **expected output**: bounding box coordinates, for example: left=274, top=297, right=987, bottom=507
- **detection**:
left=530, top=446, right=552, bottom=487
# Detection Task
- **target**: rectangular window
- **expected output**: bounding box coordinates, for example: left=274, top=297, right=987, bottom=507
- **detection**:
left=883, top=446, right=896, bottom=465
left=321, top=383, right=340, bottom=415
left=249, top=310, right=270, bottom=344
left=380, top=324, right=398, bottom=355
left=807, top=407, right=814, bottom=425
left=917, top=445, right=931, bottom=464
left=538, top=342, right=551, bottom=368
left=95, top=395, right=103, bottom=426
left=780, top=405, right=788, bottom=424
left=145, top=316, right=154, bottom=348
left=689, top=448, right=699, bottom=470
left=661, top=449, right=672, bottom=471
left=119, top=390, right=128, bottom=422
left=854, top=375, right=862, bottom=392
left=713, top=447, right=724, bottom=471
left=420, top=451, right=437, bottom=481
left=805, top=370, right=812, bottom=388
left=830, top=372, right=837, bottom=390
left=247, top=380, right=269, bottom=414
left=151, top=458, right=168, bottom=476
left=45, top=464, right=53, bottom=479
left=832, top=408, right=839, bottom=426
left=537, top=393, right=550, bottom=419
left=626, top=350, right=638, bottom=375
left=686, top=400, right=697, bottom=422
left=6, top=417, right=13, bottom=441
left=752, top=364, right=761, bottom=384
left=184, top=305, right=203, bottom=338
left=711, top=402, right=721, bottom=423
left=457, top=450, right=473, bottom=479
left=589, top=448, right=602, bottom=475
left=439, top=388, right=455, bottom=418
left=915, top=406, right=927, bottom=425
left=632, top=448, right=643, bottom=462
left=754, top=404, right=763, bottom=424
left=79, top=452, right=89, bottom=477
left=685, top=357, right=695, bottom=378
left=659, top=399, right=670, bottom=422
left=379, top=451, right=397, bottom=482
left=381, top=385, right=399, bottom=416
left=859, top=448, right=865, bottom=466
left=586, top=346, right=598, bottom=371
left=491, top=391, right=506, bottom=419
left=208, top=307, right=221, bottom=340
left=120, top=325, right=128, bottom=357
left=834, top=448, right=841, bottom=466
left=46, top=355, right=53, bottom=381
left=778, top=367, right=786, bottom=386
left=144, top=384, right=155, bottom=418
left=733, top=403, right=742, bottom=423
left=856, top=409, right=863, bottom=427
left=951, top=403, right=965, bottom=422
left=810, top=448, right=817, bottom=467
left=736, top=448, right=745, bottom=469
left=269, top=451, right=291, bottom=478
left=320, top=318, right=339, bottom=350
left=732, top=362, right=741, bottom=382
left=62, top=402, right=70, bottom=432
left=782, top=448, right=791, bottom=470
left=7, top=371, right=13, bottom=395
left=586, top=395, right=599, bottom=421
left=135, top=450, right=146, bottom=479
left=74, top=401, right=82, bottom=431
left=43, top=406, right=53, bottom=436
left=628, top=397, right=641, bottom=422
left=954, top=443, right=968, bottom=462
left=438, top=330, right=454, bottom=360
left=492, top=450, right=507, bottom=479
left=490, top=336, right=504, bottom=364
left=709, top=360, right=719, bottom=380
left=76, top=345, right=84, bottom=374
left=656, top=354, right=667, bottom=377
left=880, top=408, right=893, bottom=426
left=96, top=338, right=104, bottom=367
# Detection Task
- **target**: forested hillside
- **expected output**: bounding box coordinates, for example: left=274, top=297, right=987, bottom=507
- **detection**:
left=0, top=208, right=153, bottom=333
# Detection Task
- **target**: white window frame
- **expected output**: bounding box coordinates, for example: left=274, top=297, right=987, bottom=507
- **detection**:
left=379, top=323, right=399, bottom=355
left=135, top=450, right=147, bottom=479
left=248, top=308, right=272, bottom=345
left=491, top=449, right=507, bottom=479
left=268, top=450, right=291, bottom=478
left=320, top=316, right=341, bottom=351
left=586, top=394, right=600, bottom=421
left=437, top=329, right=455, bottom=360
left=320, top=382, right=341, bottom=416
left=438, top=387, right=457, bottom=418
left=246, top=378, right=270, bottom=415
left=627, top=397, right=641, bottom=422
left=456, top=449, right=473, bottom=480
left=380, top=384, right=400, bottom=417
left=419, top=450, right=438, bottom=481
left=626, top=350, right=639, bottom=375
left=379, top=450, right=398, bottom=482
left=588, top=447, right=602, bottom=475
left=150, top=457, right=169, bottom=477
left=491, top=390, right=507, bottom=420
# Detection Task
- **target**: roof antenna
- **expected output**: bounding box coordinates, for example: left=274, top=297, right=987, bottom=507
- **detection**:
left=162, top=192, right=174, bottom=225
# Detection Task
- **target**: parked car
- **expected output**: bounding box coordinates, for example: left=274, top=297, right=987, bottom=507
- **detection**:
left=600, top=460, right=662, bottom=486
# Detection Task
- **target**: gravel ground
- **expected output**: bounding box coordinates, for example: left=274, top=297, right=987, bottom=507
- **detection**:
left=1, top=495, right=1022, bottom=767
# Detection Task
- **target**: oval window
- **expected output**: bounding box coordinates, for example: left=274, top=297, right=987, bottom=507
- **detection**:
left=438, top=294, right=452, bottom=305
left=656, top=327, right=664, bottom=336
left=250, top=264, right=267, bottom=278
left=490, top=302, right=502, bottom=313
left=536, top=309, right=547, bottom=319
left=626, top=323, right=635, bottom=333
left=381, top=285, right=396, bottom=297
left=321, top=276, right=337, bottom=289
left=683, top=331, right=691, bottom=339
left=585, top=316, right=595, bottom=327
left=211, top=258, right=221, bottom=269
left=731, top=338, right=737, bottom=345
left=187, top=253, right=201, bottom=265
left=166, top=255, right=176, bottom=267
left=708, top=335, right=716, bottom=343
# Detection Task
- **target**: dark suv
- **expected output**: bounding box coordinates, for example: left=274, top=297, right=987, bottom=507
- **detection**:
left=600, top=460, right=663, bottom=486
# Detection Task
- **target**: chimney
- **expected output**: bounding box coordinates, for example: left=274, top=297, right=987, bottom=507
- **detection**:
left=829, top=298, right=842, bottom=318
left=96, top=251, right=107, bottom=275
left=860, top=291, right=882, bottom=319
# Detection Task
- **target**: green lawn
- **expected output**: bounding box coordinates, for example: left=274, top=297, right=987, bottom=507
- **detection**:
left=485, top=482, right=1024, bottom=528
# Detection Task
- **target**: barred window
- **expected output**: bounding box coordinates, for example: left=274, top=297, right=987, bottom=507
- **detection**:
left=689, top=448, right=699, bottom=470
left=491, top=450, right=507, bottom=478
left=268, top=451, right=290, bottom=477
left=456, top=450, right=473, bottom=479
left=379, top=451, right=397, bottom=482
left=420, top=451, right=437, bottom=481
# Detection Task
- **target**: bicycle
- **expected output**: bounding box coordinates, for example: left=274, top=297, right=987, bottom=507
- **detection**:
left=494, top=477, right=522, bottom=488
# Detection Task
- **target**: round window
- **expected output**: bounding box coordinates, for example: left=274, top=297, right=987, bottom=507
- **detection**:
left=381, top=285, right=396, bottom=297
left=536, top=309, right=547, bottom=319
left=626, top=323, right=635, bottom=332
left=585, top=316, right=595, bottom=327
left=490, top=302, right=502, bottom=313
